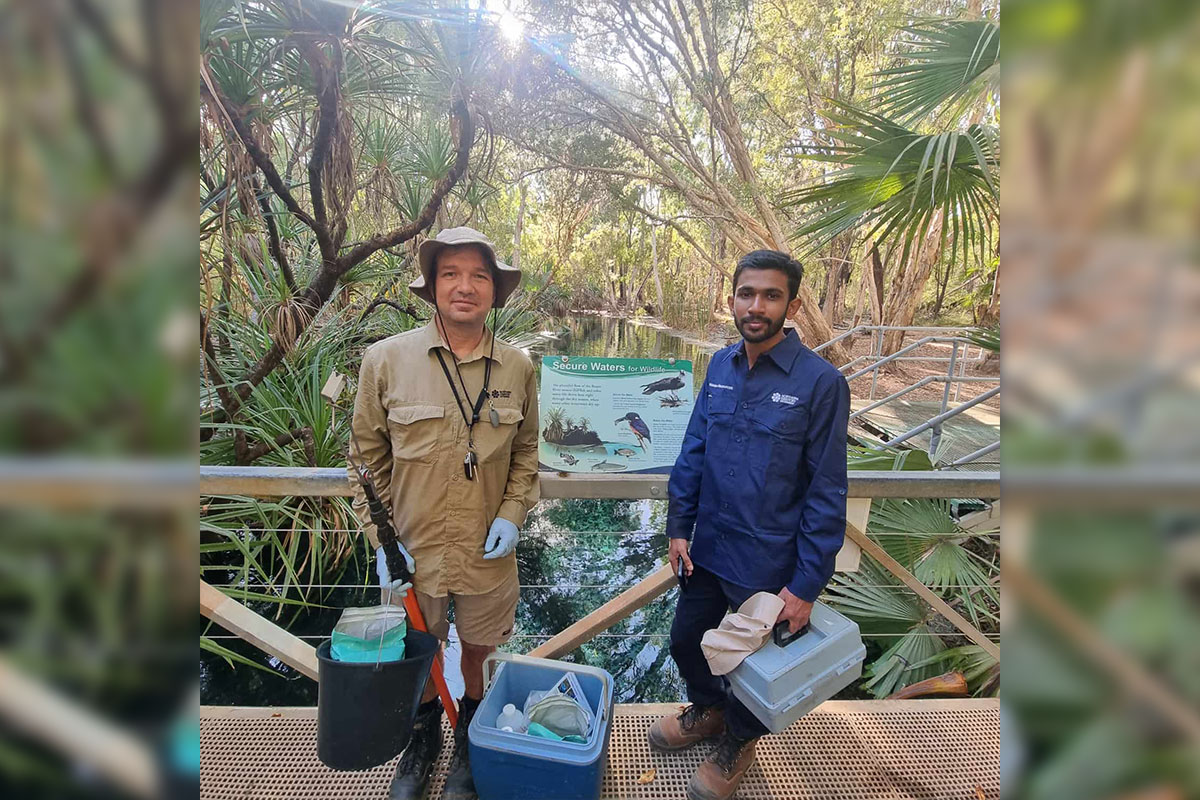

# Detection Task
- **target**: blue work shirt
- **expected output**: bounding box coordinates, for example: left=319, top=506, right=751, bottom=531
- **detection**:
left=666, top=328, right=850, bottom=601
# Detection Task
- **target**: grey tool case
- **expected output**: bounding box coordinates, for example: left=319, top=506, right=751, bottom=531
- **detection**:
left=727, top=601, right=866, bottom=733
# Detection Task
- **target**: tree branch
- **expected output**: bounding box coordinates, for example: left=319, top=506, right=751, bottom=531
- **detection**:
left=337, top=97, right=474, bottom=269
left=200, top=62, right=330, bottom=253
left=357, top=298, right=426, bottom=324
left=235, top=426, right=316, bottom=467
left=297, top=39, right=339, bottom=254
left=254, top=178, right=297, bottom=293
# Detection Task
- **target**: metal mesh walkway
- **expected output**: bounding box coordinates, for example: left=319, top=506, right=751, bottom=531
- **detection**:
left=201, top=699, right=999, bottom=800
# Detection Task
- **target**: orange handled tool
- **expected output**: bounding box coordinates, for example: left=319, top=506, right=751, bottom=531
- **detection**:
left=400, top=590, right=458, bottom=729
left=356, top=459, right=459, bottom=729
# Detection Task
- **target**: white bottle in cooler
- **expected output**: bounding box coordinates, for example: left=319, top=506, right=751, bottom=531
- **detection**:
left=496, top=703, right=526, bottom=733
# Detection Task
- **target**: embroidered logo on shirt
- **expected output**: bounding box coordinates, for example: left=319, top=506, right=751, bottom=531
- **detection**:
left=491, top=389, right=512, bottom=398
left=771, top=392, right=799, bottom=406
left=711, top=383, right=734, bottom=390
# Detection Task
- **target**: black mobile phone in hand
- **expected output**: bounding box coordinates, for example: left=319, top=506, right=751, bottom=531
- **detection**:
left=676, top=558, right=688, bottom=591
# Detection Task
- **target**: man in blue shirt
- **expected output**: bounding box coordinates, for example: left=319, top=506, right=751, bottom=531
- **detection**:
left=649, top=250, right=850, bottom=800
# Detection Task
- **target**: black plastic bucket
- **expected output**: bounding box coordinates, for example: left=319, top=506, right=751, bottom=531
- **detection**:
left=315, top=627, right=439, bottom=770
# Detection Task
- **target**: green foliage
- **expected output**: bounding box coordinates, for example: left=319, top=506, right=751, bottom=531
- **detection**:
left=871, top=20, right=1000, bottom=124
left=965, top=324, right=999, bottom=353
left=826, top=494, right=999, bottom=699
left=786, top=108, right=998, bottom=269
left=542, top=499, right=641, bottom=532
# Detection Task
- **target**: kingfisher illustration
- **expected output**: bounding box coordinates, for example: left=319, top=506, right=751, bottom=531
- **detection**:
left=641, top=370, right=686, bottom=395
left=614, top=412, right=652, bottom=450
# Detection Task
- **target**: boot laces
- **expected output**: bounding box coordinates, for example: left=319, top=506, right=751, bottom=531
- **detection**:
left=710, top=733, right=748, bottom=776
left=678, top=704, right=710, bottom=731
left=395, top=714, right=440, bottom=776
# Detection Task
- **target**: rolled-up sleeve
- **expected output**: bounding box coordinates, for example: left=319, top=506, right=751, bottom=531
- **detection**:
left=347, top=345, right=394, bottom=551
left=787, top=371, right=850, bottom=601
left=495, top=360, right=541, bottom=529
left=666, top=374, right=710, bottom=541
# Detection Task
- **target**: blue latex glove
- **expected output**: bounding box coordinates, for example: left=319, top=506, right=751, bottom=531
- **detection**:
left=483, top=517, right=519, bottom=560
left=376, top=544, right=415, bottom=596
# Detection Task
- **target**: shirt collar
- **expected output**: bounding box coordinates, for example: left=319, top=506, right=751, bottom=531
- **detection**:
left=422, top=318, right=504, bottom=366
left=735, top=327, right=802, bottom=374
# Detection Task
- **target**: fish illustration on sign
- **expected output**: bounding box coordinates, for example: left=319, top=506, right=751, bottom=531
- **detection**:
left=590, top=460, right=627, bottom=472
left=613, top=448, right=636, bottom=457
left=560, top=452, right=579, bottom=466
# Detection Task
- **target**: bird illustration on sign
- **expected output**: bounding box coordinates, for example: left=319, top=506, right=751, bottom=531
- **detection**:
left=614, top=412, right=652, bottom=450
left=641, top=370, right=686, bottom=395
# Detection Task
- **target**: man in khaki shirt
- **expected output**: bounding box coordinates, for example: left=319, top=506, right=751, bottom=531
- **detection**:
left=348, top=227, right=539, bottom=800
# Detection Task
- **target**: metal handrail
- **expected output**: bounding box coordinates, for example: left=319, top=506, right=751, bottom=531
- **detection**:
left=813, top=324, right=970, bottom=354
left=871, top=386, right=1001, bottom=451
left=851, top=375, right=998, bottom=421
left=199, top=465, right=1001, bottom=500
left=844, top=335, right=979, bottom=382
left=942, top=441, right=1000, bottom=469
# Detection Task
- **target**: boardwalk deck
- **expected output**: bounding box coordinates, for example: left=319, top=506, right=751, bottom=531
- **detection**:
left=201, top=700, right=999, bottom=800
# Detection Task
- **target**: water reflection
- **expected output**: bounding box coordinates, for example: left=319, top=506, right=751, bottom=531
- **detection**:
left=533, top=315, right=716, bottom=387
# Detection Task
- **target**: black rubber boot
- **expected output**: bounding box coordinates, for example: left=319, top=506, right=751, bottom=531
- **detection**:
left=440, top=696, right=480, bottom=800
left=387, top=699, right=444, bottom=800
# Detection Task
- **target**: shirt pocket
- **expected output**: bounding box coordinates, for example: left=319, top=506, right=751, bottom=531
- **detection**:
left=706, top=389, right=736, bottom=429
left=387, top=404, right=445, bottom=464
left=476, top=406, right=523, bottom=464
left=750, top=405, right=808, bottom=480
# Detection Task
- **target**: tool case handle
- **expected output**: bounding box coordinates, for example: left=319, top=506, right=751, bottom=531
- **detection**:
left=772, top=620, right=810, bottom=648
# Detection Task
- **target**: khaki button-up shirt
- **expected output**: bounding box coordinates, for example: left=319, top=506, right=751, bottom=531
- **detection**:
left=347, top=320, right=540, bottom=597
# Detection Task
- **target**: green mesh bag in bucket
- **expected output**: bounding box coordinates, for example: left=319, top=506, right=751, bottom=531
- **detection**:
left=330, top=604, right=407, bottom=663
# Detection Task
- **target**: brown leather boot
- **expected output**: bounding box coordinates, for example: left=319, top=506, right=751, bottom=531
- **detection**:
left=647, top=704, right=725, bottom=751
left=686, top=731, right=758, bottom=800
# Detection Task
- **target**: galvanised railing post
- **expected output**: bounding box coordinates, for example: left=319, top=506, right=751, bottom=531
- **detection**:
left=929, top=341, right=959, bottom=459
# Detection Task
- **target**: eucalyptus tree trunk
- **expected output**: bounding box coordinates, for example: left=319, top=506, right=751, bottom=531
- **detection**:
left=882, top=211, right=945, bottom=355
left=512, top=181, right=527, bottom=271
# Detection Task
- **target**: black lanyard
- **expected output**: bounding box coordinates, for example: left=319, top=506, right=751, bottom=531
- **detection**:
left=434, top=347, right=491, bottom=444
left=434, top=317, right=498, bottom=480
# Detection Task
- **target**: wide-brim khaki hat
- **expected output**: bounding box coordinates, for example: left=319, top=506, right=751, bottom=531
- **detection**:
left=411, top=226, right=522, bottom=308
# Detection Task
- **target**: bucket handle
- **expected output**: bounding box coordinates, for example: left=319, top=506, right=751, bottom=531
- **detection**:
left=483, top=652, right=612, bottom=729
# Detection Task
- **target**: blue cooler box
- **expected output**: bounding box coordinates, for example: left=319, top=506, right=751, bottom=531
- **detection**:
left=470, top=653, right=614, bottom=800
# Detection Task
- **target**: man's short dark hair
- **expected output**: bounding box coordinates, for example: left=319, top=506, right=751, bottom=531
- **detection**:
left=732, top=250, right=804, bottom=301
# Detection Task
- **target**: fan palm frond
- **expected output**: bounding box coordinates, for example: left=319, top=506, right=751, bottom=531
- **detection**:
left=909, top=645, right=999, bottom=695
left=861, top=623, right=948, bottom=698
left=872, top=19, right=999, bottom=124
left=785, top=104, right=998, bottom=269
left=965, top=324, right=999, bottom=353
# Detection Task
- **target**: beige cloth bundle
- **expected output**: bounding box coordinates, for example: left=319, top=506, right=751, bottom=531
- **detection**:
left=700, top=592, right=785, bottom=676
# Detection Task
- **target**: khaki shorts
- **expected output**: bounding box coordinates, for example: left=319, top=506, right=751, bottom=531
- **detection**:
left=412, top=576, right=519, bottom=647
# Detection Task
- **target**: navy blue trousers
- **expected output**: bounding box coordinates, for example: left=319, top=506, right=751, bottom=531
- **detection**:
left=669, top=564, right=772, bottom=740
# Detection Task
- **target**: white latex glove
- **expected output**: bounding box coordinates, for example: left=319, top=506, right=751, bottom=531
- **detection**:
left=375, top=544, right=415, bottom=596
left=482, top=517, right=519, bottom=560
